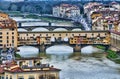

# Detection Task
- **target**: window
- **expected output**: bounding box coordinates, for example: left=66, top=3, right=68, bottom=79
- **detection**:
left=18, top=76, right=24, bottom=79
left=18, top=78, right=24, bottom=79
left=66, top=34, right=68, bottom=36
left=92, top=33, right=94, bottom=36
left=6, top=32, right=8, bottom=35
left=12, top=40, right=14, bottom=43
left=40, top=34, right=42, bottom=36
left=28, top=76, right=35, bottom=79
left=59, top=34, right=61, bottom=36
left=29, top=60, right=33, bottom=66
left=0, top=36, right=2, bottom=38
left=0, top=32, right=2, bottom=34
left=33, top=34, right=35, bottom=36
left=12, top=32, right=14, bottom=34
left=46, top=34, right=48, bottom=36
left=6, top=76, right=8, bottom=79
left=72, top=34, right=74, bottom=36
left=7, top=36, right=9, bottom=39
left=7, top=40, right=9, bottom=43
left=0, top=40, right=2, bottom=42
left=53, top=34, right=54, bottom=36
left=12, top=36, right=14, bottom=39
left=10, top=76, right=12, bottom=79
left=0, top=44, right=2, bottom=46
left=2, top=76, right=4, bottom=79
left=26, top=34, right=28, bottom=36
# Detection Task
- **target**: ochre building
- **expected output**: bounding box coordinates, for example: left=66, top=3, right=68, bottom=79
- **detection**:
left=0, top=12, right=17, bottom=48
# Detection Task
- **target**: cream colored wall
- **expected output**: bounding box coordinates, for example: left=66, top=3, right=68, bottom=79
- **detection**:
left=5, top=71, right=59, bottom=79
left=111, top=33, right=120, bottom=50
left=0, top=28, right=17, bottom=48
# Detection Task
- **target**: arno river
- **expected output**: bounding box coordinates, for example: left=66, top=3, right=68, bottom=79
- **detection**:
left=17, top=45, right=120, bottom=79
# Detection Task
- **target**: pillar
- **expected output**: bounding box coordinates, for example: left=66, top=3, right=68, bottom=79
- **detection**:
left=39, top=44, right=46, bottom=53
left=74, top=45, right=81, bottom=52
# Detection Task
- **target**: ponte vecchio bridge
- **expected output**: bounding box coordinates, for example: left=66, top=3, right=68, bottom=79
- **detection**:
left=18, top=29, right=110, bottom=52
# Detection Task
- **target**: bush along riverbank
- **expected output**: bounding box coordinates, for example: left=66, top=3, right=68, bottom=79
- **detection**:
left=96, top=45, right=120, bottom=64
left=106, top=49, right=120, bottom=64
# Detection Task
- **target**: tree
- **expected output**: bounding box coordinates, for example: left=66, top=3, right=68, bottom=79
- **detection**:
left=11, top=4, right=18, bottom=11
left=21, top=5, right=26, bottom=12
left=0, top=2, right=11, bottom=10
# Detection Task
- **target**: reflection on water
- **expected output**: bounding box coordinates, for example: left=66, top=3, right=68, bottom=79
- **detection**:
left=17, top=45, right=120, bottom=79
left=17, top=46, right=39, bottom=57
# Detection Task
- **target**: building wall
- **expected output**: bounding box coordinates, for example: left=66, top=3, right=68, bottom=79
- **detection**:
left=0, top=13, right=18, bottom=48
left=5, top=71, right=59, bottom=79
left=0, top=28, right=18, bottom=48
left=111, top=32, right=120, bottom=51
left=53, top=4, right=80, bottom=18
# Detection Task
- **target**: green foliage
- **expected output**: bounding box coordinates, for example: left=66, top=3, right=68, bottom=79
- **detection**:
left=15, top=53, right=21, bottom=58
left=106, top=50, right=118, bottom=59
left=26, top=14, right=39, bottom=19
left=96, top=45, right=106, bottom=50
left=38, top=52, right=50, bottom=58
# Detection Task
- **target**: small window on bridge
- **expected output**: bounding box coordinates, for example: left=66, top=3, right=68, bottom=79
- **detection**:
left=40, top=34, right=41, bottom=36
left=72, top=34, right=74, bottom=36
left=33, top=34, right=35, bottom=36
left=26, top=34, right=28, bottom=36
left=66, top=34, right=68, bottom=36
left=92, top=33, right=94, bottom=36
left=59, top=34, right=61, bottom=36
left=53, top=34, right=54, bottom=36
left=46, top=34, right=48, bottom=36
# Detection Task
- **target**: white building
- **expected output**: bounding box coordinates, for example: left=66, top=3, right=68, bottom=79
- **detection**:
left=53, top=4, right=80, bottom=18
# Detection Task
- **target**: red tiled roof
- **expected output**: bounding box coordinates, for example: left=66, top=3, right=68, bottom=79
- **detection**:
left=0, top=18, right=17, bottom=29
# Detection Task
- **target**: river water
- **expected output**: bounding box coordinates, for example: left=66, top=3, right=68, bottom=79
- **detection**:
left=17, top=45, right=120, bottom=79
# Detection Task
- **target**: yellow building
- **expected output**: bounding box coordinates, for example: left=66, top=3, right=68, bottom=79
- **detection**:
left=0, top=12, right=17, bottom=48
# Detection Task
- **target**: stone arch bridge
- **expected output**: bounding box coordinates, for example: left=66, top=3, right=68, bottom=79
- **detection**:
left=18, top=43, right=110, bottom=53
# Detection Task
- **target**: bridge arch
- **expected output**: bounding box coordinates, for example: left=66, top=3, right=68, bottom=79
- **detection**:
left=32, top=27, right=49, bottom=32
left=46, top=45, right=73, bottom=55
left=53, top=28, right=68, bottom=31
left=17, top=46, right=39, bottom=57
left=18, top=28, right=28, bottom=32
left=72, top=28, right=81, bottom=31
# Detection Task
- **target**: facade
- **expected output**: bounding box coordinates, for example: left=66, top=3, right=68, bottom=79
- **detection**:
left=91, top=11, right=120, bottom=30
left=0, top=12, right=17, bottom=48
left=18, top=31, right=110, bottom=45
left=110, top=30, right=120, bottom=51
left=84, top=2, right=120, bottom=30
left=0, top=58, right=61, bottom=79
left=53, top=4, right=80, bottom=18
